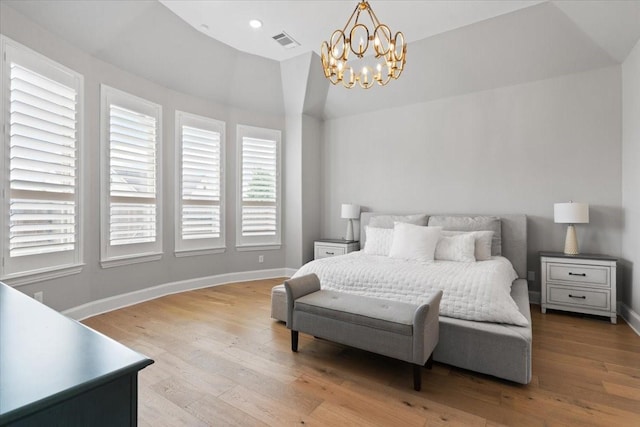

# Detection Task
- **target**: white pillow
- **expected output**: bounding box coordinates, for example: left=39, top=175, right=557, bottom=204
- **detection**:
left=441, top=230, right=494, bottom=261
left=388, top=223, right=441, bottom=262
left=428, top=216, right=501, bottom=255
left=435, top=233, right=476, bottom=262
left=363, top=226, right=394, bottom=256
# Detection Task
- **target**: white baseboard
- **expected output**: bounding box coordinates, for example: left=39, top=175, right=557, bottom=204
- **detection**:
left=528, top=291, right=541, bottom=305
left=62, top=268, right=292, bottom=321
left=619, top=302, right=640, bottom=336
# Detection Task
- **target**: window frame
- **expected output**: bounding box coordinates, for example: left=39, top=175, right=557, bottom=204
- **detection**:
left=236, top=124, right=282, bottom=251
left=174, top=110, right=226, bottom=257
left=100, top=84, right=162, bottom=268
left=0, top=35, right=85, bottom=284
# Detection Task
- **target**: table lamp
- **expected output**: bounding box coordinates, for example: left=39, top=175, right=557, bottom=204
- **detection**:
left=341, top=204, right=360, bottom=241
left=554, top=202, right=589, bottom=255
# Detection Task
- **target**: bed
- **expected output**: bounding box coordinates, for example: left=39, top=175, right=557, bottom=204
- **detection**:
left=271, top=213, right=531, bottom=384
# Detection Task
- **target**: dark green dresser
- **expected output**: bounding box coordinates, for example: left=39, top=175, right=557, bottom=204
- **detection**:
left=0, top=282, right=153, bottom=426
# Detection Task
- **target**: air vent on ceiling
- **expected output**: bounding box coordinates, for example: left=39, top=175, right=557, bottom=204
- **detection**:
left=272, top=31, right=300, bottom=49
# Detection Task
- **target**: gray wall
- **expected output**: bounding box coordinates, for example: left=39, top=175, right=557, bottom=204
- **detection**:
left=622, top=39, right=640, bottom=318
left=1, top=3, right=286, bottom=311
left=321, top=66, right=622, bottom=295
left=281, top=53, right=324, bottom=269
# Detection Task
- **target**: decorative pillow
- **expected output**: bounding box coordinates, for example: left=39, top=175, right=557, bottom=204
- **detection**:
left=368, top=213, right=428, bottom=229
left=435, top=233, right=476, bottom=262
left=388, top=223, right=442, bottom=262
left=441, top=230, right=494, bottom=261
left=428, top=216, right=502, bottom=256
left=363, top=226, right=394, bottom=256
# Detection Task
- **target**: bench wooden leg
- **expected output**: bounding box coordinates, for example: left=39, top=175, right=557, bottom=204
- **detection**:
left=291, top=330, right=299, bottom=352
left=413, top=364, right=422, bottom=391
left=425, top=353, right=434, bottom=369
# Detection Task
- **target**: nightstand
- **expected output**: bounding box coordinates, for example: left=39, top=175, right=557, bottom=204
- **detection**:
left=540, top=251, right=617, bottom=324
left=314, top=239, right=359, bottom=260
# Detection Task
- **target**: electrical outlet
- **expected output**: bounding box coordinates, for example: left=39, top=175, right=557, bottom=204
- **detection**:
left=527, top=271, right=535, bottom=281
left=258, top=255, right=264, bottom=263
left=34, top=291, right=43, bottom=303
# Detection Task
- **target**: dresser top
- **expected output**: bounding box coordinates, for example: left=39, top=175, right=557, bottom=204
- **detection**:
left=0, top=282, right=153, bottom=424
left=539, top=251, right=617, bottom=261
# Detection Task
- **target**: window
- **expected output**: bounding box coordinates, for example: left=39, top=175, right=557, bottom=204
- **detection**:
left=236, top=125, right=281, bottom=250
left=175, top=111, right=225, bottom=255
left=100, top=85, right=162, bottom=267
left=0, top=36, right=84, bottom=283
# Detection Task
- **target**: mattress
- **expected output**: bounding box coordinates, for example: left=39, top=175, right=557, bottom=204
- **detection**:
left=293, top=252, right=528, bottom=326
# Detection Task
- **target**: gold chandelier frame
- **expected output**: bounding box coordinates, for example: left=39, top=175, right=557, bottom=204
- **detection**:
left=321, top=1, right=406, bottom=89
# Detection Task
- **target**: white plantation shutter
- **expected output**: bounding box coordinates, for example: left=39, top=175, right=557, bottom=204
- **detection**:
left=236, top=126, right=281, bottom=248
left=101, top=85, right=162, bottom=265
left=181, top=126, right=221, bottom=238
left=241, top=137, right=277, bottom=236
left=1, top=37, right=83, bottom=280
left=109, top=105, right=157, bottom=245
left=175, top=112, right=225, bottom=253
left=9, top=64, right=77, bottom=256
left=10, top=200, right=75, bottom=257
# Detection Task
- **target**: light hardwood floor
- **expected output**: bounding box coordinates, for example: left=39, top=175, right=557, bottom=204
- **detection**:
left=83, top=278, right=640, bottom=426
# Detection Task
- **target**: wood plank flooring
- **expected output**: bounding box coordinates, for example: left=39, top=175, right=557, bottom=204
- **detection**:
left=82, top=278, right=640, bottom=426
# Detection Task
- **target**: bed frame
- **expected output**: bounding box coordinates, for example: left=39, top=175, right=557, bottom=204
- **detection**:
left=271, top=213, right=531, bottom=384
left=360, top=213, right=531, bottom=384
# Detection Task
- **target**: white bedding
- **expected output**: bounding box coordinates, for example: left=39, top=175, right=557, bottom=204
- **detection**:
left=293, top=251, right=528, bottom=326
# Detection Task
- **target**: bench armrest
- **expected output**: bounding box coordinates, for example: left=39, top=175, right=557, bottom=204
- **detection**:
left=284, top=274, right=321, bottom=328
left=412, top=290, right=443, bottom=364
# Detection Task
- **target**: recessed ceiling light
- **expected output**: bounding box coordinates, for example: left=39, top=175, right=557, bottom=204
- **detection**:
left=249, top=19, right=263, bottom=29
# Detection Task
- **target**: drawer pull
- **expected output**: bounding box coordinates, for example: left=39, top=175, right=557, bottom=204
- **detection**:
left=568, top=294, right=586, bottom=299
left=325, top=251, right=334, bottom=255
left=568, top=272, right=586, bottom=277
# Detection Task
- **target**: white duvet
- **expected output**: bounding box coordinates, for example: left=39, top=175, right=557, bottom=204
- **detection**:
left=293, top=251, right=528, bottom=326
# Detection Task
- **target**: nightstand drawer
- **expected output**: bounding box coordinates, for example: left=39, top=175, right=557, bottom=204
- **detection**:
left=540, top=252, right=617, bottom=323
left=547, top=264, right=609, bottom=287
left=315, top=245, right=346, bottom=259
left=547, top=285, right=610, bottom=310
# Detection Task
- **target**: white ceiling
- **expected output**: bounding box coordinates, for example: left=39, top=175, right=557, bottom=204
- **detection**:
left=3, top=0, right=640, bottom=118
left=159, top=0, right=545, bottom=61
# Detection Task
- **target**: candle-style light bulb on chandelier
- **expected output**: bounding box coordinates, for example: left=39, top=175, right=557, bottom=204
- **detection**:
left=321, top=1, right=406, bottom=89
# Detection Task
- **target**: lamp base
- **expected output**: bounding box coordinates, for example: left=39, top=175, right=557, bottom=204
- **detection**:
left=564, top=224, right=579, bottom=255
left=345, top=219, right=354, bottom=241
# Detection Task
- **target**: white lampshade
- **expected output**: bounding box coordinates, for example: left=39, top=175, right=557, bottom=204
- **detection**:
left=554, top=202, right=589, bottom=224
left=341, top=204, right=360, bottom=219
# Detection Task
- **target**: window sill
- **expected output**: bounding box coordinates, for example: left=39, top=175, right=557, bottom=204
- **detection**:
left=100, top=252, right=162, bottom=269
left=236, top=244, right=281, bottom=252
left=2, top=263, right=85, bottom=287
left=174, top=247, right=226, bottom=258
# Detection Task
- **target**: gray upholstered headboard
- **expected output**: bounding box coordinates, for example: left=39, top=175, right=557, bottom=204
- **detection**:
left=359, top=213, right=527, bottom=279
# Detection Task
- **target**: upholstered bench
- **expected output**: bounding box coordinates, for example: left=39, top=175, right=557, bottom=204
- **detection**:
left=284, top=274, right=442, bottom=391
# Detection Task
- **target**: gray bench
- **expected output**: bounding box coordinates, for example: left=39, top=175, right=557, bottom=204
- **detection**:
left=284, top=274, right=442, bottom=391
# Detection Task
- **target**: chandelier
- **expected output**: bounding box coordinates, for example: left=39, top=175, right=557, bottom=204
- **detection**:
left=321, top=1, right=406, bottom=89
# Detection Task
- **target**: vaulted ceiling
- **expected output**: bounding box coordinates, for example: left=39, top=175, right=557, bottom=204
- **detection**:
left=158, top=0, right=546, bottom=61
left=4, top=0, right=640, bottom=118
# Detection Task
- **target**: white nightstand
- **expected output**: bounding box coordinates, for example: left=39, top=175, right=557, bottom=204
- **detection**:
left=540, top=251, right=617, bottom=324
left=314, top=239, right=359, bottom=260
